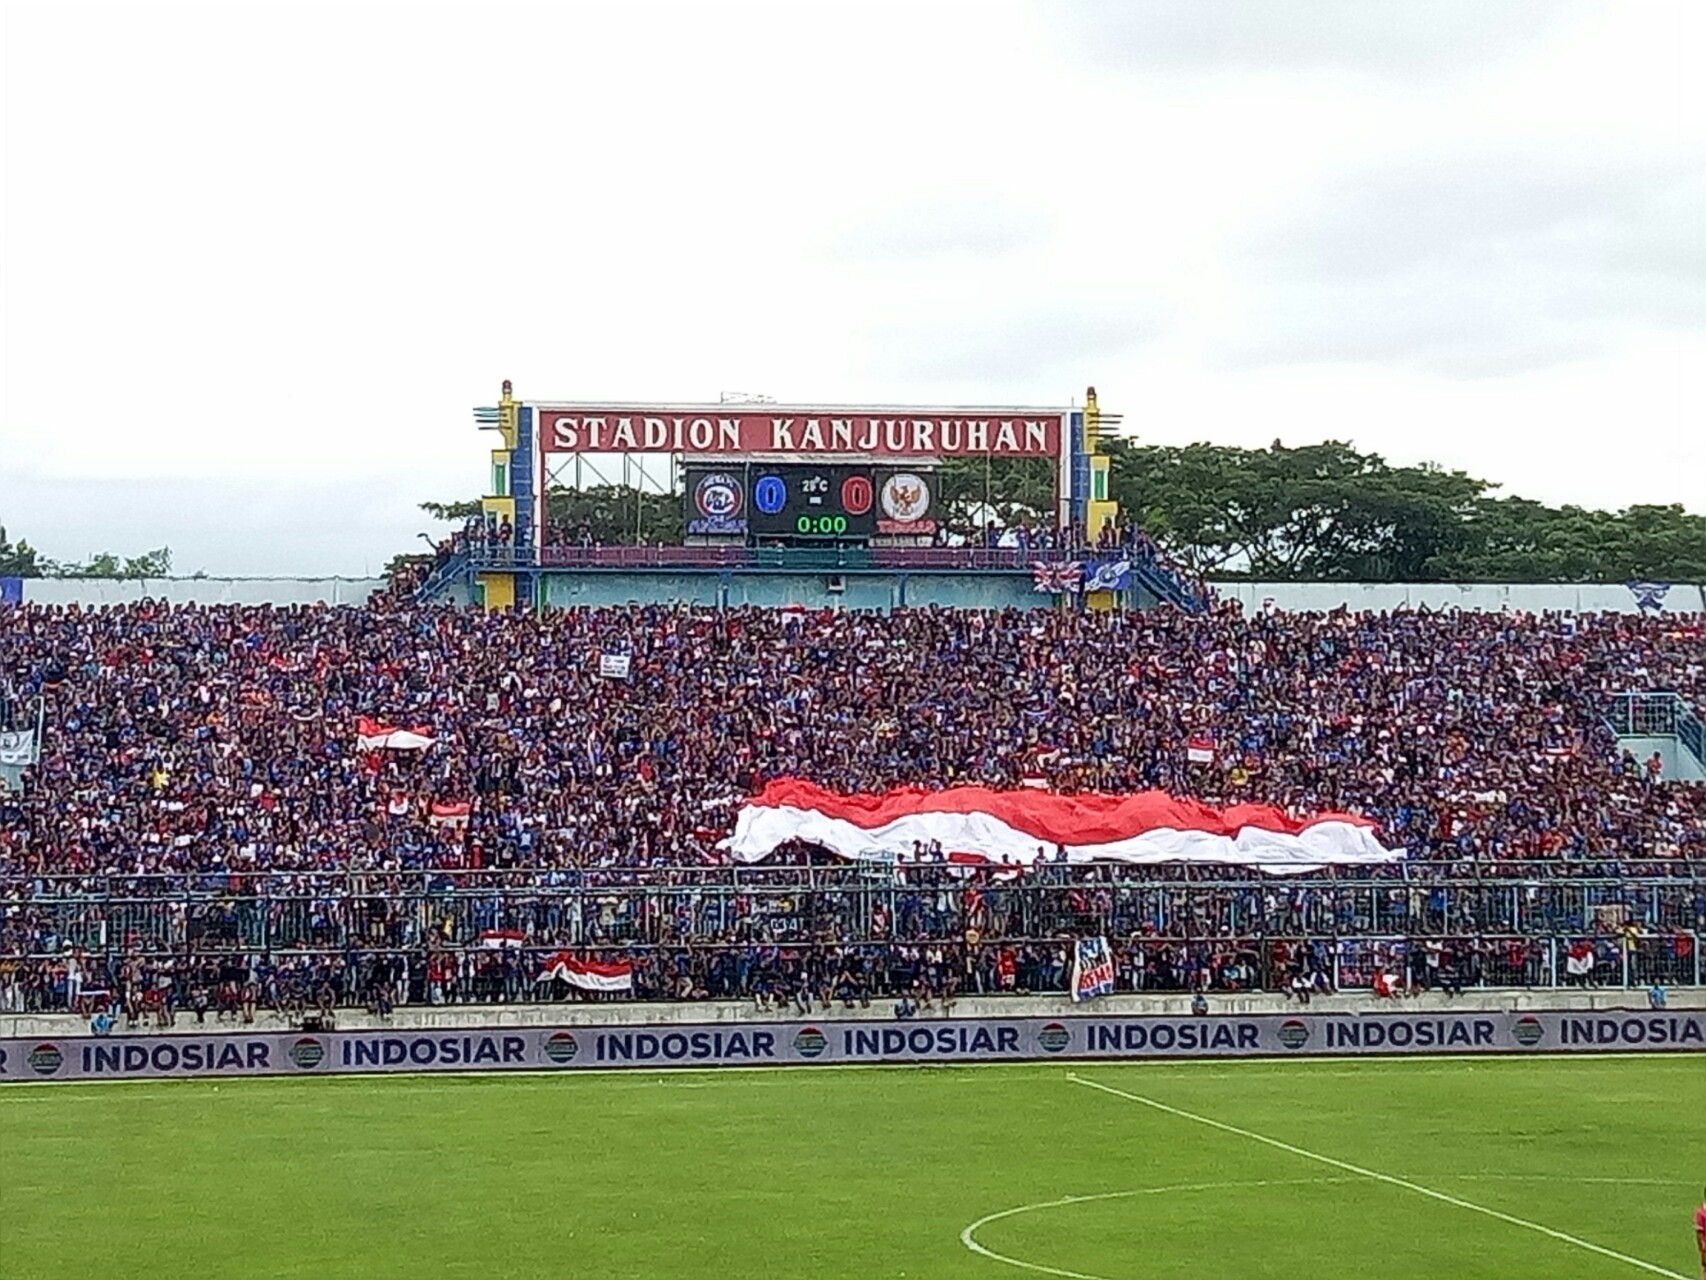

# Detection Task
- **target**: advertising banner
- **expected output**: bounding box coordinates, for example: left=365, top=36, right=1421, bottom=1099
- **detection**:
left=2, top=1009, right=1698, bottom=1083
left=537, top=407, right=1066, bottom=459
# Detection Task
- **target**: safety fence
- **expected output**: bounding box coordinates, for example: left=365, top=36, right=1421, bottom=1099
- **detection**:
left=2, top=871, right=1701, bottom=958
left=0, top=932, right=1697, bottom=1018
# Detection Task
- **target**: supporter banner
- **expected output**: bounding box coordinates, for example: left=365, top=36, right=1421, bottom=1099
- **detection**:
left=0, top=729, right=37, bottom=768
left=723, top=779, right=1400, bottom=874
left=537, top=407, right=1066, bottom=458
left=4, top=1010, right=1698, bottom=1082
left=1083, top=559, right=1132, bottom=592
left=355, top=718, right=436, bottom=751
left=1070, top=937, right=1116, bottom=1002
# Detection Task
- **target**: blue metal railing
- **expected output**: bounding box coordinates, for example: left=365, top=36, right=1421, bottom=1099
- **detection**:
left=415, top=551, right=471, bottom=603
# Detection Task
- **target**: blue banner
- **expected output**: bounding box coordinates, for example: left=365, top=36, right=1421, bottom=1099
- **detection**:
left=1084, top=559, right=1132, bottom=592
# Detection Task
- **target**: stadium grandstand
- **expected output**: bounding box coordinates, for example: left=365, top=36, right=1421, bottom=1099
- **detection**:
left=9, top=5, right=1705, bottom=1276
left=2, top=592, right=1701, bottom=1019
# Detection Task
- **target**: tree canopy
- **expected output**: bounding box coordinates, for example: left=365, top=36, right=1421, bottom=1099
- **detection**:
left=0, top=526, right=173, bottom=579
left=404, top=440, right=1700, bottom=584
left=1096, top=440, right=1704, bottom=581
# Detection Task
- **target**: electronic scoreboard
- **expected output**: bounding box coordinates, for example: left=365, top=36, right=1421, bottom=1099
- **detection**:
left=747, top=465, right=876, bottom=539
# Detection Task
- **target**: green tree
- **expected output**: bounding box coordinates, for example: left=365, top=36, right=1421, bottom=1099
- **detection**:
left=0, top=526, right=50, bottom=577
left=546, top=484, right=683, bottom=544
left=1106, top=439, right=1484, bottom=578
left=935, top=457, right=1056, bottom=532
left=1104, top=439, right=1702, bottom=582
left=419, top=499, right=484, bottom=523
left=57, top=547, right=172, bottom=579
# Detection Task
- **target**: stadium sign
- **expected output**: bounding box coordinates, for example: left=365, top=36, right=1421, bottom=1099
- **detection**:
left=1, top=1010, right=1699, bottom=1082
left=536, top=406, right=1068, bottom=458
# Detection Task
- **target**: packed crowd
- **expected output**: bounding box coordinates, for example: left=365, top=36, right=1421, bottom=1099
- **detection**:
left=5, top=928, right=1694, bottom=1019
left=0, top=599, right=1702, bottom=1009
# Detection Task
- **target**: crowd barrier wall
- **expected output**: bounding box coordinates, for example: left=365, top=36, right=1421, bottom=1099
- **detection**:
left=4, top=1007, right=1699, bottom=1082
left=9, top=577, right=1701, bottom=613
left=15, top=578, right=387, bottom=607
left=1215, top=581, right=1706, bottom=615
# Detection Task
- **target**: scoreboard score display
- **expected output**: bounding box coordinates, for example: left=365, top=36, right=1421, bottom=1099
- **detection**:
left=747, top=465, right=877, bottom=539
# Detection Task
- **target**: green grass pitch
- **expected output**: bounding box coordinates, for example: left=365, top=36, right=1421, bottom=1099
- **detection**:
left=2, top=1056, right=1701, bottom=1279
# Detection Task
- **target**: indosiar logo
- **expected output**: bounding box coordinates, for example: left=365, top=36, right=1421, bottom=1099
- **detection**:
left=1277, top=1020, right=1311, bottom=1050
left=28, top=1042, right=64, bottom=1076
left=1037, top=1023, right=1071, bottom=1053
left=793, top=1027, right=827, bottom=1059
left=543, top=1032, right=580, bottom=1065
left=1511, top=1017, right=1545, bottom=1048
left=289, top=1037, right=326, bottom=1069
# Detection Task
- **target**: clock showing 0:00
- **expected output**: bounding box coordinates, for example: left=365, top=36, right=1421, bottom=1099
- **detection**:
left=796, top=514, right=850, bottom=535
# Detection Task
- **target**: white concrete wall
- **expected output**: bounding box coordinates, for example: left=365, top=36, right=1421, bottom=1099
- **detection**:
left=12, top=577, right=1706, bottom=614
left=1614, top=735, right=1706, bottom=783
left=19, top=578, right=387, bottom=607
left=1212, top=581, right=1706, bottom=615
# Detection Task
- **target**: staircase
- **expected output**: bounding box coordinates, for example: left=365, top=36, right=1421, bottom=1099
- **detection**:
left=415, top=550, right=471, bottom=605
left=1604, top=692, right=1706, bottom=783
left=1130, top=554, right=1208, bottom=613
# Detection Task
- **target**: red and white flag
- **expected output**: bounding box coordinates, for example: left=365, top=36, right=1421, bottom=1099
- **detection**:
left=478, top=929, right=526, bottom=949
left=356, top=717, right=436, bottom=752
left=723, top=778, right=1398, bottom=875
left=1186, top=735, right=1216, bottom=764
left=430, top=800, right=472, bottom=827
left=537, top=952, right=633, bottom=992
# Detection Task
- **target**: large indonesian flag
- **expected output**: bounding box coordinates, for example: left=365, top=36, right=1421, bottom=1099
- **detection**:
left=356, top=717, right=436, bottom=751
left=722, top=779, right=1399, bottom=874
left=537, top=952, right=634, bottom=992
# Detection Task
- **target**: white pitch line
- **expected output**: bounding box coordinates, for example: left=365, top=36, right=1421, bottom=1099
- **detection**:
left=1066, top=1073, right=1690, bottom=1280
left=961, top=1178, right=1352, bottom=1280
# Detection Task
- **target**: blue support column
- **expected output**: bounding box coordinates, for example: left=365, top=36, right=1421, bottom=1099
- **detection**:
left=512, top=407, right=537, bottom=551
left=1069, top=410, right=1089, bottom=533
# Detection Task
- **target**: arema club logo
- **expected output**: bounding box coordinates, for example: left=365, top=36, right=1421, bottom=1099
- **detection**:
left=289, top=1037, right=325, bottom=1070
left=1277, top=1020, right=1311, bottom=1051
left=1037, top=1023, right=1071, bottom=1054
left=793, top=1027, right=827, bottom=1059
left=1512, top=1017, right=1545, bottom=1048
left=694, top=473, right=743, bottom=521
left=28, top=1042, right=63, bottom=1076
left=543, top=1032, right=580, bottom=1065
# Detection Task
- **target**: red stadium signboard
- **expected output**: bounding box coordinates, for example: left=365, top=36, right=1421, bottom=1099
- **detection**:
left=536, top=405, right=1067, bottom=459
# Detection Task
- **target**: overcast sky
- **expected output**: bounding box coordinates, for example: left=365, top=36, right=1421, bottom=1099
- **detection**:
left=3, top=0, right=1701, bottom=576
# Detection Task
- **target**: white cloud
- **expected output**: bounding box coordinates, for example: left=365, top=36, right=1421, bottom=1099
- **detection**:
left=2, top=0, right=1700, bottom=573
